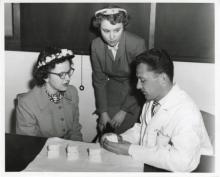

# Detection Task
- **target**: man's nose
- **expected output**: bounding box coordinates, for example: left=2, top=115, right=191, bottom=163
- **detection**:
left=136, top=80, right=142, bottom=90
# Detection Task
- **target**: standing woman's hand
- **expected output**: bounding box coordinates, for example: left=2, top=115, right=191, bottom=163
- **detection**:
left=110, top=110, right=127, bottom=128
left=98, top=112, right=111, bottom=132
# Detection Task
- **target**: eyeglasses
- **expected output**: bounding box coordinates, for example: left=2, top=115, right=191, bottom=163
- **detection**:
left=48, top=68, right=75, bottom=79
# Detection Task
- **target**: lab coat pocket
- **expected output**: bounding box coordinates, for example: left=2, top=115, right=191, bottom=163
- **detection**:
left=156, top=130, right=171, bottom=148
left=146, top=130, right=157, bottom=147
left=149, top=110, right=172, bottom=148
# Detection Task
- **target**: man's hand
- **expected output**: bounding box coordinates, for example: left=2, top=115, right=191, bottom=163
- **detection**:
left=98, top=112, right=111, bottom=132
left=102, top=138, right=131, bottom=156
left=100, top=133, right=115, bottom=147
left=110, top=110, right=127, bottom=128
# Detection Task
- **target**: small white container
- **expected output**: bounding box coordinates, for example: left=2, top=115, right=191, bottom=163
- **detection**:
left=47, top=144, right=60, bottom=159
left=67, top=145, right=78, bottom=153
left=88, top=148, right=102, bottom=163
left=67, top=152, right=79, bottom=161
left=66, top=145, right=79, bottom=161
left=47, top=144, right=60, bottom=151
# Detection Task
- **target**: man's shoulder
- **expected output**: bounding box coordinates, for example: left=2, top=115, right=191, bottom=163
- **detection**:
left=174, top=85, right=195, bottom=104
left=171, top=85, right=200, bottom=113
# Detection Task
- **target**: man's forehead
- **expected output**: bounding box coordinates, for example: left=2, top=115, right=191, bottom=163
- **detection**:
left=136, top=63, right=156, bottom=76
left=137, top=63, right=151, bottom=72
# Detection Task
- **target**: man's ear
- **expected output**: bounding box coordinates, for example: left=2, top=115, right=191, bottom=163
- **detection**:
left=159, top=73, right=167, bottom=85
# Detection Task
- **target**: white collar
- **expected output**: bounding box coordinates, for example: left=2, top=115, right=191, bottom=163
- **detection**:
left=158, top=83, right=182, bottom=109
left=107, top=42, right=119, bottom=51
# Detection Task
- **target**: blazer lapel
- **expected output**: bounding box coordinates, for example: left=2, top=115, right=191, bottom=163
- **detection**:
left=105, top=44, right=114, bottom=61
left=115, top=32, right=125, bottom=61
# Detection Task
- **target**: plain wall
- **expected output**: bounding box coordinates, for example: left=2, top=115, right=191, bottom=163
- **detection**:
left=5, top=51, right=215, bottom=142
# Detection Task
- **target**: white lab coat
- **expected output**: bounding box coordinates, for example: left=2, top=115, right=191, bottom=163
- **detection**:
left=121, top=84, right=213, bottom=172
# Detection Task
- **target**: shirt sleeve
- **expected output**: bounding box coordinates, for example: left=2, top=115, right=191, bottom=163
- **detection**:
left=16, top=96, right=41, bottom=136
left=128, top=112, right=204, bottom=172
left=121, top=105, right=145, bottom=144
left=121, top=123, right=141, bottom=145
left=121, top=38, right=146, bottom=112
left=90, top=41, right=108, bottom=114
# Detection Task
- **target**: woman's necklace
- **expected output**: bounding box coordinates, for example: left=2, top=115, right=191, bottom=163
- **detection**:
left=44, top=86, right=64, bottom=104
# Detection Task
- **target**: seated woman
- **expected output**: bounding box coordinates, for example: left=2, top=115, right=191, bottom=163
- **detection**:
left=16, top=47, right=83, bottom=141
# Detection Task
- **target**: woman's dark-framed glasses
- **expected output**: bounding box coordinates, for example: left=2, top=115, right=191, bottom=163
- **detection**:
left=48, top=68, right=75, bottom=79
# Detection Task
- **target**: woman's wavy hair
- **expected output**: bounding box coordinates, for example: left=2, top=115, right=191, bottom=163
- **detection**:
left=92, top=5, right=129, bottom=29
left=33, top=46, right=73, bottom=86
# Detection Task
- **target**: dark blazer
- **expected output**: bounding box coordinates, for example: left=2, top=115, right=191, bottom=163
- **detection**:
left=91, top=31, right=146, bottom=133
left=16, top=85, right=83, bottom=141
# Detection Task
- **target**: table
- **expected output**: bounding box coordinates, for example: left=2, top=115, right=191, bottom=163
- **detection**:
left=5, top=133, right=214, bottom=172
left=5, top=133, right=46, bottom=171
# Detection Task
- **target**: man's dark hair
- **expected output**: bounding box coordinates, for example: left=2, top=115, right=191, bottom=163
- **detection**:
left=135, top=48, right=174, bottom=82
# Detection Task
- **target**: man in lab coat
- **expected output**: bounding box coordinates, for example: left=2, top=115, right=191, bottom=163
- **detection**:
left=100, top=48, right=213, bottom=172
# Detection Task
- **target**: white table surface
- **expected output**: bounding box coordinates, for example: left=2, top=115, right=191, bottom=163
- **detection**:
left=23, top=137, right=144, bottom=172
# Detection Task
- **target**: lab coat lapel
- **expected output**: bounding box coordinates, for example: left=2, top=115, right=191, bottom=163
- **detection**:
left=140, top=102, right=171, bottom=147
left=140, top=103, right=151, bottom=145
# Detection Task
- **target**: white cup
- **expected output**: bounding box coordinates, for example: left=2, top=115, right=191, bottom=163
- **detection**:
left=67, top=145, right=78, bottom=153
left=67, top=152, right=79, bottom=161
left=88, top=148, right=102, bottom=163
left=47, top=144, right=60, bottom=151
left=66, top=145, right=79, bottom=161
left=47, top=144, right=60, bottom=159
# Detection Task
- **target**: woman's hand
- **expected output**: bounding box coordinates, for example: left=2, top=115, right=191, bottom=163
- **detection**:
left=110, top=110, right=127, bottom=128
left=98, top=112, right=111, bottom=132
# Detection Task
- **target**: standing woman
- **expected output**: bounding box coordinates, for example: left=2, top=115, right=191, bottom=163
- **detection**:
left=91, top=5, right=146, bottom=135
left=16, top=47, right=83, bottom=141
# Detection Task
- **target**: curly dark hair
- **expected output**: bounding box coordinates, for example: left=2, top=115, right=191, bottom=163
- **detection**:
left=34, top=47, right=74, bottom=86
left=92, top=5, right=129, bottom=29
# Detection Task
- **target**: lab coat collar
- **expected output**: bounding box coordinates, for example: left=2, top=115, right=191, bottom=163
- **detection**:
left=158, top=83, right=182, bottom=111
